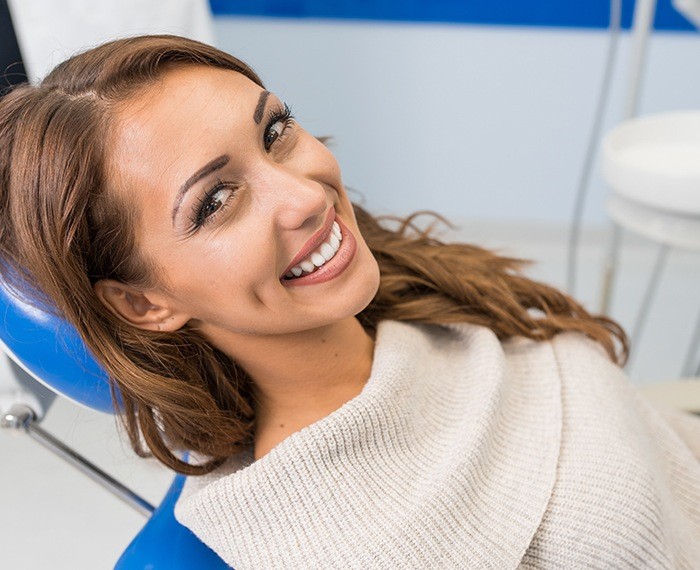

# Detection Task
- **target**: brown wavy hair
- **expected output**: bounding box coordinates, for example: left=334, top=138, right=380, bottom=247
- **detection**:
left=0, top=35, right=627, bottom=475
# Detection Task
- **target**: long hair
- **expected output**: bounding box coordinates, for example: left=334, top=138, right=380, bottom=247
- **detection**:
left=0, top=35, right=627, bottom=475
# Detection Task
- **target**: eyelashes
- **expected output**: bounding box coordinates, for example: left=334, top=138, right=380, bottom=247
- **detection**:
left=188, top=179, right=238, bottom=230
left=187, top=101, right=295, bottom=233
left=264, top=103, right=295, bottom=150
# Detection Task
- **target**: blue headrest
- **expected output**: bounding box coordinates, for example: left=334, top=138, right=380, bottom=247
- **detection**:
left=0, top=279, right=116, bottom=413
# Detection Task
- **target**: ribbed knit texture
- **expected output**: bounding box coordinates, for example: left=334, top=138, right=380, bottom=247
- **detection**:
left=175, top=321, right=700, bottom=569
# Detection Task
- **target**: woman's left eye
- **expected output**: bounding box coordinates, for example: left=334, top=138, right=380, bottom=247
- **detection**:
left=264, top=104, right=294, bottom=151
left=191, top=183, right=237, bottom=230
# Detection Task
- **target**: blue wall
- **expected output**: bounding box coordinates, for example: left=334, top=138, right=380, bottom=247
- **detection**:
left=210, top=0, right=695, bottom=31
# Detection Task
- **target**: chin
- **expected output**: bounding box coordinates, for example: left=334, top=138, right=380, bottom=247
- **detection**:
left=318, top=249, right=380, bottom=326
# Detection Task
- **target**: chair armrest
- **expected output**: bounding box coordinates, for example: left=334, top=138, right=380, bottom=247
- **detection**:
left=639, top=379, right=700, bottom=415
left=115, top=474, right=232, bottom=569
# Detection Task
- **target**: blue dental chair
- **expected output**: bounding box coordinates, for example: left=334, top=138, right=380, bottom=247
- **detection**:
left=0, top=279, right=231, bottom=569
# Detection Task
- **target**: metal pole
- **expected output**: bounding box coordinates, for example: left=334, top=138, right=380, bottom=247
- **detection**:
left=598, top=0, right=658, bottom=317
left=682, top=308, right=700, bottom=377
left=599, top=224, right=623, bottom=315
left=2, top=404, right=154, bottom=517
left=624, top=0, right=658, bottom=121
left=627, top=244, right=670, bottom=369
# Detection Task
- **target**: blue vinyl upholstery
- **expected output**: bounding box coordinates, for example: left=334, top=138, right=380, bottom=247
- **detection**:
left=0, top=279, right=113, bottom=413
left=115, top=474, right=231, bottom=569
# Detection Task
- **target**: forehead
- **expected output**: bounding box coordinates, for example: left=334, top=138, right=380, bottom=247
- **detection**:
left=106, top=66, right=263, bottom=205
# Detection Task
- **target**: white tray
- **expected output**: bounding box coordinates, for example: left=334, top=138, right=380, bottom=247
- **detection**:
left=602, top=111, right=700, bottom=215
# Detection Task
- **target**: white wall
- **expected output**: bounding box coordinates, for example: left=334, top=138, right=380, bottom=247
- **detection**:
left=213, top=17, right=700, bottom=225
left=9, top=7, right=699, bottom=225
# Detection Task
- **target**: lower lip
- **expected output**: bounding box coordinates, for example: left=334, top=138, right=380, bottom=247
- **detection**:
left=280, top=217, right=357, bottom=287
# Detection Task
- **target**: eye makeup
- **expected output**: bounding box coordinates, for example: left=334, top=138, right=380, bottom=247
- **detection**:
left=184, top=100, right=296, bottom=234
left=188, top=178, right=239, bottom=230
left=263, top=102, right=295, bottom=151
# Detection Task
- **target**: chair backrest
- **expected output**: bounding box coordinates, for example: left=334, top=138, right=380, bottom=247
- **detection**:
left=0, top=279, right=114, bottom=413
left=0, top=0, right=27, bottom=93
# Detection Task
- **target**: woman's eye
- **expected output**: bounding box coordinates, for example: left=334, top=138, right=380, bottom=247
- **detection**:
left=264, top=120, right=285, bottom=150
left=263, top=103, right=294, bottom=151
left=193, top=185, right=236, bottom=229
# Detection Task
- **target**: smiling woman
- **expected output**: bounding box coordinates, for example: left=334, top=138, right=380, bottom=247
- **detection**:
left=0, top=35, right=698, bottom=569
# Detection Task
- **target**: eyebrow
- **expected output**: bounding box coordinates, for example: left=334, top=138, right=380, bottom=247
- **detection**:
left=171, top=154, right=230, bottom=224
left=253, top=90, right=270, bottom=124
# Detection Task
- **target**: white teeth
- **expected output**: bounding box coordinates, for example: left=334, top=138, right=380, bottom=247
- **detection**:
left=284, top=218, right=345, bottom=279
left=320, top=243, right=335, bottom=261
left=311, top=252, right=326, bottom=267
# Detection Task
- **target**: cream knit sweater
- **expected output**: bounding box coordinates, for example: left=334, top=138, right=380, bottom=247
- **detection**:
left=175, top=320, right=700, bottom=569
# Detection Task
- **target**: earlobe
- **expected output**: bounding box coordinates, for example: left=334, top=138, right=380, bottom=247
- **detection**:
left=93, top=279, right=189, bottom=332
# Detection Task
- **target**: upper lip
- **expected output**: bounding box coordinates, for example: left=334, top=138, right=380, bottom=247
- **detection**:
left=280, top=207, right=336, bottom=278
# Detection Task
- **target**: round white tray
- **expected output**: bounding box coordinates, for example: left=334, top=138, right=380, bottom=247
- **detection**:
left=606, top=193, right=700, bottom=251
left=602, top=110, right=700, bottom=215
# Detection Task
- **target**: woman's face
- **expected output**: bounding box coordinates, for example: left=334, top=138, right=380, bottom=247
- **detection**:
left=106, top=65, right=380, bottom=341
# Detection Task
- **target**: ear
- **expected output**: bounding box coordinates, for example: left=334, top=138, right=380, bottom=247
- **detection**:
left=93, top=279, right=190, bottom=332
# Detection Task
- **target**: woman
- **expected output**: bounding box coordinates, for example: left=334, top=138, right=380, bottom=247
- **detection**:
left=0, top=35, right=698, bottom=569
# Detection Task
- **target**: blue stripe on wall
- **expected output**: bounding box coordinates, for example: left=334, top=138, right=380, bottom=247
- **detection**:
left=209, top=0, right=696, bottom=31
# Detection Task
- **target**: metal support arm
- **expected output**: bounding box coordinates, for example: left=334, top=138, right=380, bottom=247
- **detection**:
left=2, top=404, right=154, bottom=517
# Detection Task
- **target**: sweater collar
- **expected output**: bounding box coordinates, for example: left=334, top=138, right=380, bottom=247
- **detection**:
left=176, top=320, right=562, bottom=569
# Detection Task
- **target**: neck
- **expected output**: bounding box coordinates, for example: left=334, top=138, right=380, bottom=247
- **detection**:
left=206, top=316, right=376, bottom=458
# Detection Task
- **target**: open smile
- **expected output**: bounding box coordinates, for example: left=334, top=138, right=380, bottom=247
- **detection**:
left=283, top=219, right=342, bottom=278
left=280, top=214, right=357, bottom=287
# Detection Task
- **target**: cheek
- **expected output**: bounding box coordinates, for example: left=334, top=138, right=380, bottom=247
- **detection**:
left=324, top=151, right=343, bottom=183
left=164, top=233, right=272, bottom=296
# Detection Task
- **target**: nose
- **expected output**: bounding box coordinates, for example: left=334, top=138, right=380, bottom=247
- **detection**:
left=257, top=162, right=328, bottom=231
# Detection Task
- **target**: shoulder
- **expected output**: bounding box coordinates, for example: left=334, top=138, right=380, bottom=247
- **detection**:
left=400, top=320, right=619, bottom=381
left=497, top=329, right=620, bottom=380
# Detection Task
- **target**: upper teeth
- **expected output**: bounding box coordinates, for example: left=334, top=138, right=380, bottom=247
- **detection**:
left=285, top=221, right=343, bottom=278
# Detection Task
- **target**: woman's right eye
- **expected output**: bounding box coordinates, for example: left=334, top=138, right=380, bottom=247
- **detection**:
left=191, top=183, right=237, bottom=230
left=264, top=120, right=286, bottom=150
